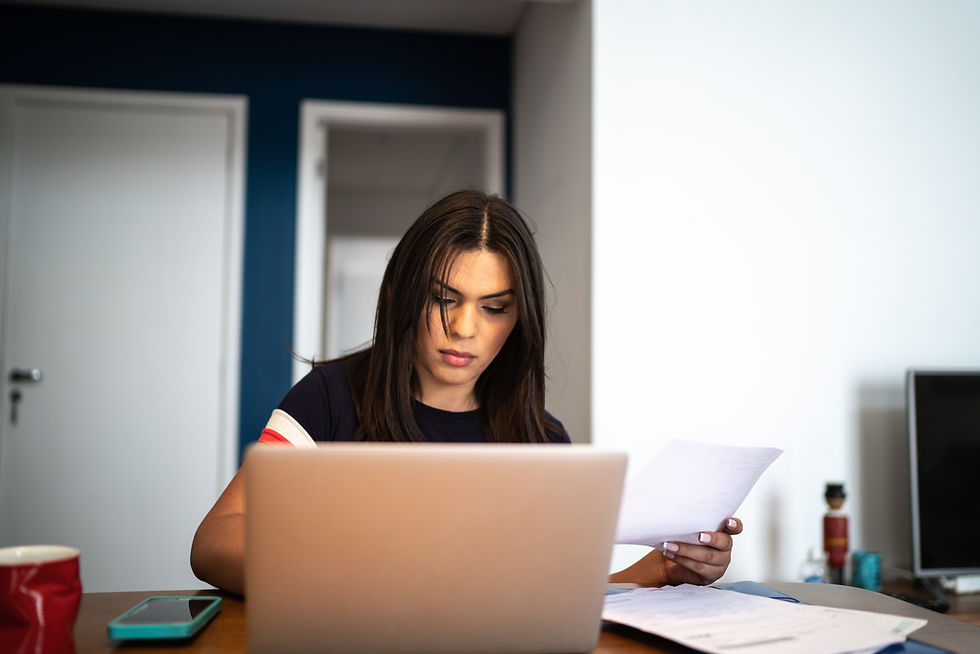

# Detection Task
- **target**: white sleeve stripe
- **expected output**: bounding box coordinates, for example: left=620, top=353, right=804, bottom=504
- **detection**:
left=264, top=408, right=317, bottom=448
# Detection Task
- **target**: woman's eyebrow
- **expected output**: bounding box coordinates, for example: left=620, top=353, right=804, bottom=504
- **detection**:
left=435, top=281, right=514, bottom=300
left=479, top=289, right=515, bottom=300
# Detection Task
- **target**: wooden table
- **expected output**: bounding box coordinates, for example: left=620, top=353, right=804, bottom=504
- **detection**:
left=73, top=584, right=980, bottom=653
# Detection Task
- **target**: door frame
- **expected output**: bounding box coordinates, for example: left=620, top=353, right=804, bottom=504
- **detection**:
left=292, top=100, right=505, bottom=383
left=0, top=84, right=245, bottom=490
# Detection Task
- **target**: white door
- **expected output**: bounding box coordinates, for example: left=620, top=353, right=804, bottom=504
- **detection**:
left=0, top=86, right=243, bottom=592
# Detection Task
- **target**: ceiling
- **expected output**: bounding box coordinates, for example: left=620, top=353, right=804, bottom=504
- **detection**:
left=10, top=0, right=572, bottom=35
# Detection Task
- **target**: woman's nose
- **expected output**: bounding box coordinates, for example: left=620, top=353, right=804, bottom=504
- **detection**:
left=451, top=303, right=477, bottom=339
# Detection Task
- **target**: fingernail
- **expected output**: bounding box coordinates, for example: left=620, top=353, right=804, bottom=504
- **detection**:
left=664, top=551, right=675, bottom=560
left=728, top=518, right=737, bottom=530
left=663, top=542, right=679, bottom=552
left=699, top=532, right=712, bottom=544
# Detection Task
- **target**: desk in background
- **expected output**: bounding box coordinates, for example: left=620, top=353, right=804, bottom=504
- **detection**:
left=880, top=579, right=980, bottom=629
left=75, top=583, right=980, bottom=654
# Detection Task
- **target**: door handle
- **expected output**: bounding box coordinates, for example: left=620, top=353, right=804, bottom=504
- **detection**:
left=8, top=368, right=43, bottom=383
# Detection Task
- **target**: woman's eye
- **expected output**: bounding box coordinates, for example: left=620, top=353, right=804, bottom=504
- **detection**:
left=432, top=294, right=455, bottom=306
left=484, top=305, right=507, bottom=315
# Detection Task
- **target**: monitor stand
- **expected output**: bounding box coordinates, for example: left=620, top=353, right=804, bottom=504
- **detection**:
left=891, top=577, right=951, bottom=613
left=918, top=577, right=952, bottom=613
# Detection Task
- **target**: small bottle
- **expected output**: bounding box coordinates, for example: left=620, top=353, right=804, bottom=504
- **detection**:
left=799, top=548, right=827, bottom=583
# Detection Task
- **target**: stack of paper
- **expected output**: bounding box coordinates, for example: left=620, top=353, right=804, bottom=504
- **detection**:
left=603, top=584, right=927, bottom=654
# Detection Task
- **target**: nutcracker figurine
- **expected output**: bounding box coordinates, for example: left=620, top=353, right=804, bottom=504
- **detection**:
left=823, top=482, right=848, bottom=584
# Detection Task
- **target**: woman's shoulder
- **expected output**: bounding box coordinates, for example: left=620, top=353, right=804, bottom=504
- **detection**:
left=286, top=358, right=352, bottom=401
left=311, top=357, right=352, bottom=386
left=544, top=410, right=571, bottom=444
left=277, top=357, right=359, bottom=442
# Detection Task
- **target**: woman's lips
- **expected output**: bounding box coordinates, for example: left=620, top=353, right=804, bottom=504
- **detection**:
left=439, top=349, right=476, bottom=367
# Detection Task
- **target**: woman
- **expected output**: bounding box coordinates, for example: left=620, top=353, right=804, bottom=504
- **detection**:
left=190, top=189, right=741, bottom=595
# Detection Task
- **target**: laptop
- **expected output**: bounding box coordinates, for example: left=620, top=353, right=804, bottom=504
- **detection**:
left=245, top=443, right=626, bottom=654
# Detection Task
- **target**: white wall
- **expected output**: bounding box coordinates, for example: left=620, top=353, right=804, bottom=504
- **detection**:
left=514, top=0, right=593, bottom=443
left=593, top=0, right=980, bottom=582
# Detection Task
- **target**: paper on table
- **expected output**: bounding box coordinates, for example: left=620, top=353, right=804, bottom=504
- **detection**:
left=615, top=439, right=782, bottom=547
left=603, top=584, right=926, bottom=654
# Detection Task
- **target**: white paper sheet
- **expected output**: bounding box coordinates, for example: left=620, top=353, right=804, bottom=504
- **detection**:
left=603, top=585, right=927, bottom=654
left=615, top=439, right=782, bottom=547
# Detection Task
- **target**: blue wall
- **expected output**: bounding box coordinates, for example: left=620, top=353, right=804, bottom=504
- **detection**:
left=0, top=4, right=513, bottom=463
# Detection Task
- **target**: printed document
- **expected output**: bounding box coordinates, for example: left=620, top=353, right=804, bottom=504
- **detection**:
left=603, top=584, right=927, bottom=654
left=615, top=439, right=782, bottom=547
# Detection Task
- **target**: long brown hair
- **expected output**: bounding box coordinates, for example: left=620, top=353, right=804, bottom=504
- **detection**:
left=340, top=189, right=561, bottom=442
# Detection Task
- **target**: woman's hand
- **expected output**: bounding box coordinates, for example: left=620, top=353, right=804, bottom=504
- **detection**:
left=609, top=517, right=743, bottom=587
left=661, top=517, right=742, bottom=586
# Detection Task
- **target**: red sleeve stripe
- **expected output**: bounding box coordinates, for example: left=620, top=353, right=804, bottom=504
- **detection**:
left=258, top=429, right=293, bottom=446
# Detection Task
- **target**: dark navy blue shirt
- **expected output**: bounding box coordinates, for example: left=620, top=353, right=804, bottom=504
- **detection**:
left=259, top=359, right=569, bottom=445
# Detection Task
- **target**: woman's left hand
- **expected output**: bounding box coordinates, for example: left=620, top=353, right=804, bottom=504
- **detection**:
left=661, top=517, right=743, bottom=586
left=608, top=517, right=743, bottom=587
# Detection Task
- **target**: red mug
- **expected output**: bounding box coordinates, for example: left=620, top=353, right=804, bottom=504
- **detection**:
left=0, top=545, right=82, bottom=654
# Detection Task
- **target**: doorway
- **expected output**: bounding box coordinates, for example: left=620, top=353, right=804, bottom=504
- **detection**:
left=292, top=101, right=504, bottom=381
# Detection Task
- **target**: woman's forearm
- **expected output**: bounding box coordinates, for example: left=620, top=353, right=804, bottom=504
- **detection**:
left=190, top=511, right=246, bottom=596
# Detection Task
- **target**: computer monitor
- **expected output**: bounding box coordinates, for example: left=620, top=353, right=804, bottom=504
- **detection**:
left=907, top=369, right=980, bottom=580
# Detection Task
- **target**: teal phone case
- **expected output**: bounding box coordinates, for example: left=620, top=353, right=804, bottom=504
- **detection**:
left=107, top=595, right=222, bottom=640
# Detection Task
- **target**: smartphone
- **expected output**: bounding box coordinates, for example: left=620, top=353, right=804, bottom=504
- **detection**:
left=107, top=595, right=222, bottom=640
